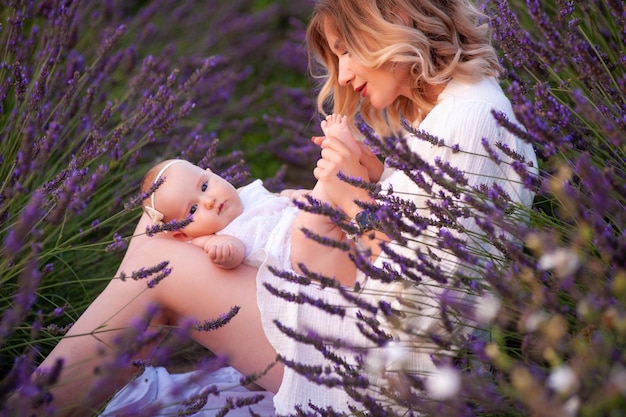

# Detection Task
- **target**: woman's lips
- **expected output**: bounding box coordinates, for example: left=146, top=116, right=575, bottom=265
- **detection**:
left=356, top=83, right=367, bottom=97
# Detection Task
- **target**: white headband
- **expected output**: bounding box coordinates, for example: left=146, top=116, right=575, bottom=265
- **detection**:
left=145, top=159, right=185, bottom=225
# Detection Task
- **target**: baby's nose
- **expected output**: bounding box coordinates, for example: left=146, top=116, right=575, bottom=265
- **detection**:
left=201, top=196, right=216, bottom=209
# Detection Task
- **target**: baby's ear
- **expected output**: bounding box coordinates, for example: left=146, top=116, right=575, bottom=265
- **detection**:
left=171, top=230, right=188, bottom=241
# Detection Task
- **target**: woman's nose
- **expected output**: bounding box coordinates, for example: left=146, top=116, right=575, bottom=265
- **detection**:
left=337, top=58, right=353, bottom=86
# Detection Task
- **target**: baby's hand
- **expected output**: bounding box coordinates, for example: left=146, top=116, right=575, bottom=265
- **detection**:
left=203, top=235, right=245, bottom=269
left=279, top=189, right=311, bottom=202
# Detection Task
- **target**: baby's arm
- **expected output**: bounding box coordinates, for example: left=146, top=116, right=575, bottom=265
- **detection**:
left=190, top=234, right=246, bottom=269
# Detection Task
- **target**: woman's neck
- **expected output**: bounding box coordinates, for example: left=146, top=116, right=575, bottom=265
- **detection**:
left=424, top=82, right=446, bottom=103
left=415, top=82, right=447, bottom=120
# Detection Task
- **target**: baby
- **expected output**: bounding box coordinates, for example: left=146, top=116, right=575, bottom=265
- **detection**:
left=141, top=159, right=250, bottom=269
left=141, top=114, right=361, bottom=282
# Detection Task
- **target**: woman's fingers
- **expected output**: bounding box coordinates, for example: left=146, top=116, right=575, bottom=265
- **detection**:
left=313, top=135, right=371, bottom=212
left=314, top=135, right=347, bottom=153
left=313, top=157, right=332, bottom=180
left=316, top=147, right=348, bottom=180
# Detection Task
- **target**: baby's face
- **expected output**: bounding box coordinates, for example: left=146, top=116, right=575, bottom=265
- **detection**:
left=156, top=161, right=243, bottom=237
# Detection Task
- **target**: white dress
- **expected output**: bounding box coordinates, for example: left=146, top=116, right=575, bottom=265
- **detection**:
left=256, top=76, right=537, bottom=414
left=217, top=179, right=298, bottom=270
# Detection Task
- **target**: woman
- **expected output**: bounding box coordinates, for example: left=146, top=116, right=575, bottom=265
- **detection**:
left=15, top=0, right=536, bottom=415
left=260, top=0, right=536, bottom=413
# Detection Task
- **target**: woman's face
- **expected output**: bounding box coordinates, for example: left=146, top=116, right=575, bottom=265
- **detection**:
left=324, top=26, right=412, bottom=110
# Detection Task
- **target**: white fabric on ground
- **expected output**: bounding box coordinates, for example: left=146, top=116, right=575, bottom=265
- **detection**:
left=101, top=366, right=275, bottom=416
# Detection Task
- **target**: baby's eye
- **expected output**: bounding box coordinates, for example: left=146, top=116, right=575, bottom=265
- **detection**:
left=201, top=181, right=208, bottom=192
left=189, top=204, right=198, bottom=215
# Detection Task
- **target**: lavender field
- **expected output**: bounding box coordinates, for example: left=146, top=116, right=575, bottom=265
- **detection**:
left=1, top=0, right=624, bottom=416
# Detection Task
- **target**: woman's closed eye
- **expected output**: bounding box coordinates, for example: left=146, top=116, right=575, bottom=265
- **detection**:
left=334, top=47, right=349, bottom=57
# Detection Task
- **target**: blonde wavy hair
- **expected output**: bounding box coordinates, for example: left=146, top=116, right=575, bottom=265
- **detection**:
left=307, top=0, right=503, bottom=135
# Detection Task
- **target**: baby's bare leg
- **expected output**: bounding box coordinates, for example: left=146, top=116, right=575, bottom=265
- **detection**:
left=290, top=183, right=356, bottom=286
left=290, top=114, right=360, bottom=286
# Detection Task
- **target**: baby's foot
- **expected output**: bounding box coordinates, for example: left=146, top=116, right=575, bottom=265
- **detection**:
left=321, top=114, right=362, bottom=157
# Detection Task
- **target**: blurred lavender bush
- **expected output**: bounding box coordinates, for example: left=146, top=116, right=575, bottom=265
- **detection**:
left=1, top=0, right=625, bottom=416
left=0, top=0, right=318, bottom=409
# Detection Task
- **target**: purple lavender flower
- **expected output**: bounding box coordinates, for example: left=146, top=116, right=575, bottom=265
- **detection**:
left=195, top=306, right=240, bottom=332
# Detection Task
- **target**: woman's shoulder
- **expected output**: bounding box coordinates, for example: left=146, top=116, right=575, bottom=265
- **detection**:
left=421, top=77, right=515, bottom=129
left=437, top=76, right=511, bottom=110
left=409, top=77, right=523, bottom=152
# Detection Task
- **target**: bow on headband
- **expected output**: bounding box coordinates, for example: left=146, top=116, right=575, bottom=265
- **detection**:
left=145, top=205, right=164, bottom=225
left=146, top=159, right=184, bottom=225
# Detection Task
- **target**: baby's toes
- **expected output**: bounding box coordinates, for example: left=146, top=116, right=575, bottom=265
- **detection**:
left=320, top=119, right=329, bottom=135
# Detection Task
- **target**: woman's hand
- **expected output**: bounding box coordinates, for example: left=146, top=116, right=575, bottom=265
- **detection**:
left=312, top=136, right=384, bottom=183
left=356, top=141, right=384, bottom=183
left=279, top=188, right=311, bottom=202
left=312, top=135, right=372, bottom=217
